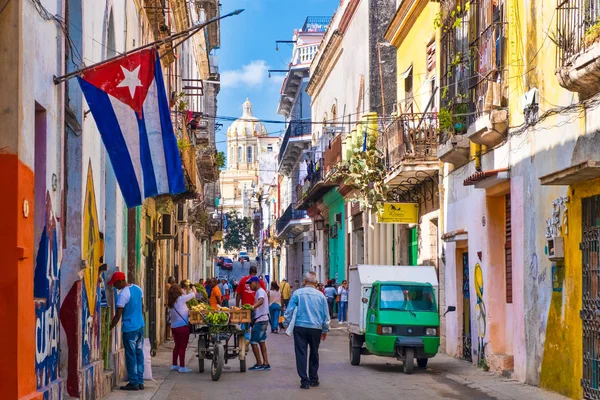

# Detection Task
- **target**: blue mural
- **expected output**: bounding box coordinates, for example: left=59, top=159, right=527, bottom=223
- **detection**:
left=34, top=193, right=61, bottom=390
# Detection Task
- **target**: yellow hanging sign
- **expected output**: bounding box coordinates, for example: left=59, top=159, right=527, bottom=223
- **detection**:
left=377, top=203, right=419, bottom=224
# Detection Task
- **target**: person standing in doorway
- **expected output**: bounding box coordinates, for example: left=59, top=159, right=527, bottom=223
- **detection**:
left=268, top=281, right=283, bottom=333
left=283, top=271, right=330, bottom=389
left=324, top=280, right=337, bottom=318
left=248, top=276, right=271, bottom=370
left=280, top=278, right=291, bottom=309
left=108, top=271, right=145, bottom=391
left=168, top=284, right=196, bottom=372
left=337, top=280, right=349, bottom=323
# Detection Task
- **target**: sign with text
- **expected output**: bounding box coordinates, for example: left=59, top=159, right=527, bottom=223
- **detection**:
left=377, top=203, right=419, bottom=224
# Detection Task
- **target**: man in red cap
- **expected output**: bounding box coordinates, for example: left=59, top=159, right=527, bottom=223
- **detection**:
left=108, top=271, right=146, bottom=391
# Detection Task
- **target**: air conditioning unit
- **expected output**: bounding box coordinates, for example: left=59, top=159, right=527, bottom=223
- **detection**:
left=156, top=213, right=174, bottom=239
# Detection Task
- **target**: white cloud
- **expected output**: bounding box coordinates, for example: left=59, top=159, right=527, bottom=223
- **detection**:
left=221, top=60, right=269, bottom=88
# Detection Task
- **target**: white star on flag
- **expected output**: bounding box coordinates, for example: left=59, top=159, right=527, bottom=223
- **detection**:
left=117, top=65, right=143, bottom=98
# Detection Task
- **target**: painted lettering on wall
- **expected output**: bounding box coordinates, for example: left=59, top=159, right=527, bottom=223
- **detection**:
left=34, top=192, right=61, bottom=389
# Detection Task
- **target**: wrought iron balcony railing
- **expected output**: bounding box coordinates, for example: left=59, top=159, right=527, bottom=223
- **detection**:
left=383, top=112, right=439, bottom=170
left=323, top=134, right=343, bottom=176
left=278, top=120, right=312, bottom=164
left=556, top=0, right=600, bottom=67
left=276, top=203, right=307, bottom=235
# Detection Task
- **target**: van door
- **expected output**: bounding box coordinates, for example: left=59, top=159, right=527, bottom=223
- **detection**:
left=365, top=286, right=379, bottom=351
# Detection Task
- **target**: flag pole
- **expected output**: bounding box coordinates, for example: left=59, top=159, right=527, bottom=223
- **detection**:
left=53, top=9, right=244, bottom=84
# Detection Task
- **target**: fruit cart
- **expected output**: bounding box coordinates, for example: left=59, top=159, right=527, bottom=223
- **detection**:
left=190, top=308, right=252, bottom=381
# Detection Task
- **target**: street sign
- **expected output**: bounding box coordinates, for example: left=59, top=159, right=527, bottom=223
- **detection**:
left=377, top=202, right=419, bottom=224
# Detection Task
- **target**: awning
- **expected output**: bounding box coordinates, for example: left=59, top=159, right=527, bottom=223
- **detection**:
left=539, top=161, right=600, bottom=185
left=399, top=64, right=413, bottom=79
left=463, top=168, right=509, bottom=188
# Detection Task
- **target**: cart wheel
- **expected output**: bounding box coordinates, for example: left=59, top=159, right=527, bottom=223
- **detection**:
left=211, top=343, right=224, bottom=381
left=198, top=336, right=206, bottom=373
left=238, top=335, right=246, bottom=361
left=240, top=358, right=246, bottom=373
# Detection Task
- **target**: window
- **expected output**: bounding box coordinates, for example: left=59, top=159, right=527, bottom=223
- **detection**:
left=380, top=285, right=436, bottom=312
left=369, top=288, right=378, bottom=310
left=247, top=145, right=253, bottom=163
left=237, top=146, right=242, bottom=163
left=505, top=194, right=513, bottom=303
left=267, top=144, right=273, bottom=152
left=405, top=67, right=413, bottom=112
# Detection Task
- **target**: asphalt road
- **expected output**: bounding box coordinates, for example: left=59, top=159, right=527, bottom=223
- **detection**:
left=216, top=260, right=253, bottom=282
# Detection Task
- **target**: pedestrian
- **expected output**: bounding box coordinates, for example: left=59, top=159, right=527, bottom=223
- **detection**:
left=324, top=280, right=337, bottom=318
left=268, top=281, right=283, bottom=333
left=108, top=271, right=146, bottom=391
left=165, top=276, right=176, bottom=341
left=247, top=276, right=270, bottom=371
left=168, top=284, right=196, bottom=373
left=283, top=271, right=330, bottom=390
left=280, top=278, right=291, bottom=309
left=317, top=283, right=325, bottom=295
left=337, top=280, right=349, bottom=323
left=209, top=277, right=222, bottom=309
left=237, top=265, right=266, bottom=340
left=206, top=278, right=213, bottom=298
left=221, top=279, right=230, bottom=307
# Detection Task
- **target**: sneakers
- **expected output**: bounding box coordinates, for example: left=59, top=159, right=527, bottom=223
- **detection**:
left=171, top=365, right=180, bottom=371
left=119, top=383, right=139, bottom=391
left=249, top=364, right=265, bottom=371
left=300, top=383, right=310, bottom=390
left=178, top=366, right=192, bottom=373
left=262, top=364, right=271, bottom=371
left=310, top=381, right=320, bottom=387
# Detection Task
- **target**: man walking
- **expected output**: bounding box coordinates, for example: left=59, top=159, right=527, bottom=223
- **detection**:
left=280, top=278, right=291, bottom=309
left=283, top=272, right=330, bottom=390
left=108, top=271, right=145, bottom=391
left=247, top=276, right=270, bottom=370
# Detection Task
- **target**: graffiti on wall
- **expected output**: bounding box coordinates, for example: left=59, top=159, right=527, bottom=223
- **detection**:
left=83, top=163, right=103, bottom=316
left=34, top=192, right=61, bottom=390
left=474, top=263, right=487, bottom=364
left=545, top=196, right=569, bottom=238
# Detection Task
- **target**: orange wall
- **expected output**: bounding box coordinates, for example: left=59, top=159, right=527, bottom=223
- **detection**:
left=0, top=153, right=42, bottom=400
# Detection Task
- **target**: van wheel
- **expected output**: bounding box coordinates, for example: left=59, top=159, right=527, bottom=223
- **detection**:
left=403, top=348, right=414, bottom=374
left=349, top=339, right=361, bottom=366
left=417, top=358, right=428, bottom=368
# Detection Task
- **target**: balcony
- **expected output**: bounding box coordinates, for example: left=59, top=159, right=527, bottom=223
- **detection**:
left=197, top=147, right=219, bottom=182
left=276, top=203, right=311, bottom=238
left=556, top=0, right=600, bottom=97
left=383, top=112, right=440, bottom=185
left=278, top=121, right=312, bottom=176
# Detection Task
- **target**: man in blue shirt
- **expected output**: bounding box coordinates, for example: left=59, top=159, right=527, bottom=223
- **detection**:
left=109, top=271, right=145, bottom=391
left=283, top=271, right=330, bottom=390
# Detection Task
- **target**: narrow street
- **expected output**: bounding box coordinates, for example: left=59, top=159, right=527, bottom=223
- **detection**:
left=105, top=324, right=567, bottom=400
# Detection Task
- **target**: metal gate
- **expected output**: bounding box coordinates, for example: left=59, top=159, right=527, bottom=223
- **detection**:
left=462, top=251, right=472, bottom=362
left=582, top=195, right=600, bottom=399
left=146, top=243, right=157, bottom=354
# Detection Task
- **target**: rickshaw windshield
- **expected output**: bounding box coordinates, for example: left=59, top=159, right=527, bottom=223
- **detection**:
left=379, top=285, right=436, bottom=312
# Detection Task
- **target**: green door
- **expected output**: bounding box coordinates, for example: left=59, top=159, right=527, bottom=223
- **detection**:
left=408, top=227, right=418, bottom=265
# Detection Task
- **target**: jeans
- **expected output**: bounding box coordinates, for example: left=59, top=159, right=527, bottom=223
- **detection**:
left=338, top=301, right=348, bottom=322
left=122, top=327, right=145, bottom=386
left=293, top=326, right=322, bottom=385
left=326, top=297, right=334, bottom=318
left=269, top=303, right=281, bottom=332
left=172, top=326, right=191, bottom=367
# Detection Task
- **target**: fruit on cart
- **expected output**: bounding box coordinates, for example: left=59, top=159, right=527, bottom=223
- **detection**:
left=205, top=311, right=229, bottom=325
left=195, top=284, right=208, bottom=300
left=186, top=298, right=199, bottom=309
left=242, top=304, right=254, bottom=310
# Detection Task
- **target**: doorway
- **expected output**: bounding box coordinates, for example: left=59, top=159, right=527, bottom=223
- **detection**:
left=145, top=243, right=157, bottom=352
left=581, top=195, right=600, bottom=398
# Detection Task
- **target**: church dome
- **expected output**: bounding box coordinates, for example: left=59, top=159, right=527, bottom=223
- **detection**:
left=227, top=98, right=267, bottom=138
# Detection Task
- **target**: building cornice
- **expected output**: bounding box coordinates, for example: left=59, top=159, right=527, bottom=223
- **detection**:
left=306, top=30, right=343, bottom=99
left=384, top=0, right=429, bottom=47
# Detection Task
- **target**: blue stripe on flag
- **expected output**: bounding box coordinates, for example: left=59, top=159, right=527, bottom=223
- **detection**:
left=153, top=52, right=186, bottom=195
left=137, top=111, right=159, bottom=198
left=78, top=77, right=143, bottom=207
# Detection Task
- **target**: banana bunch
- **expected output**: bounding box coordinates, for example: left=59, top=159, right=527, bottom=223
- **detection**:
left=242, top=304, right=254, bottom=310
left=204, top=311, right=228, bottom=325
left=191, top=303, right=208, bottom=312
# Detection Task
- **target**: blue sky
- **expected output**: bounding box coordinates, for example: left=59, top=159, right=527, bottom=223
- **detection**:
left=214, top=0, right=338, bottom=153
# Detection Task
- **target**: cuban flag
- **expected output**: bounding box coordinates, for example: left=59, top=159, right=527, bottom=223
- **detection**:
left=78, top=49, right=185, bottom=207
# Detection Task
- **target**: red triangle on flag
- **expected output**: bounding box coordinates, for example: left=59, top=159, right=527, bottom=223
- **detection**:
left=80, top=49, right=156, bottom=118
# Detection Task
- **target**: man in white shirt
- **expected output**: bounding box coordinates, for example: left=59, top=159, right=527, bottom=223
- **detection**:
left=248, top=276, right=270, bottom=371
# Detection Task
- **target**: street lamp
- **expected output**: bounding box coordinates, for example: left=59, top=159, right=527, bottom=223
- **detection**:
left=315, top=214, right=325, bottom=231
